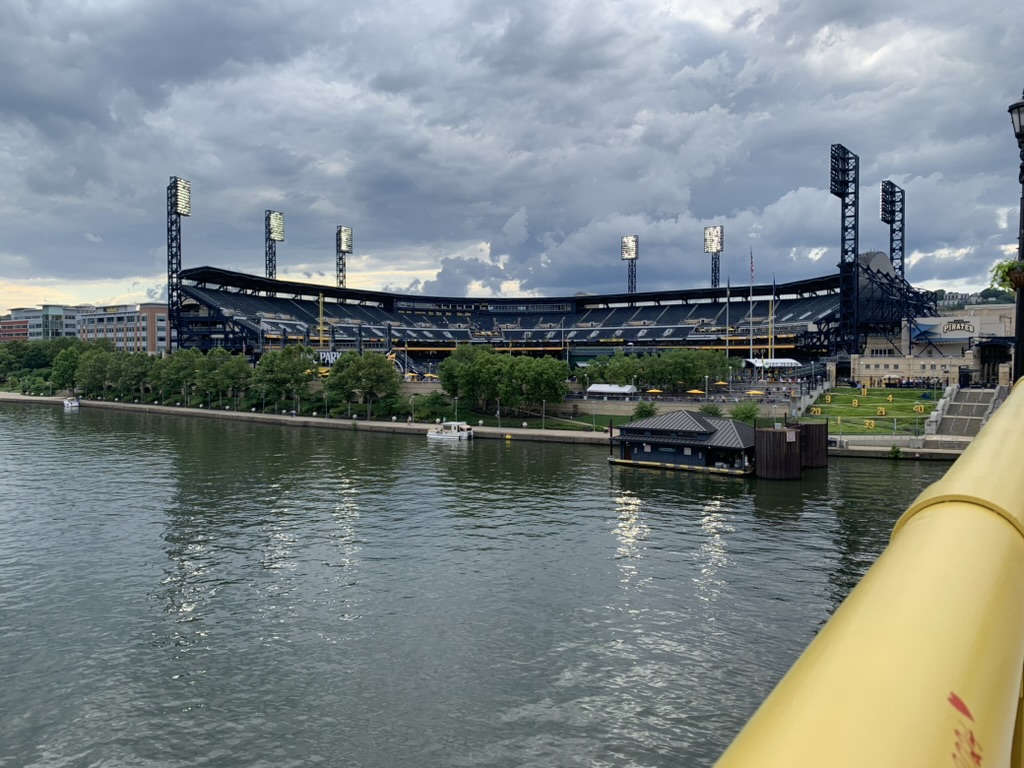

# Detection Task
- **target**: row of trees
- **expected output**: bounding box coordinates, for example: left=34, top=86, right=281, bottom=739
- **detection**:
left=437, top=346, right=569, bottom=416
left=5, top=338, right=753, bottom=424
left=579, top=348, right=735, bottom=393
left=9, top=340, right=407, bottom=417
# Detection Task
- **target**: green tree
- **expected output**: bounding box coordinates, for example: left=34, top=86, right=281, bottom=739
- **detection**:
left=104, top=352, right=130, bottom=398
left=0, top=344, right=17, bottom=383
left=22, top=342, right=49, bottom=371
left=119, top=353, right=154, bottom=402
left=325, top=351, right=399, bottom=418
left=699, top=403, right=723, bottom=417
left=990, top=258, right=1024, bottom=293
left=219, top=354, right=254, bottom=409
left=76, top=348, right=111, bottom=396
left=151, top=347, right=203, bottom=404
left=197, top=348, right=234, bottom=407
left=438, top=344, right=493, bottom=407
left=51, top=347, right=81, bottom=393
left=632, top=401, right=658, bottom=419
left=729, top=400, right=760, bottom=425
left=603, top=349, right=641, bottom=387
left=979, top=286, right=1014, bottom=302
left=253, top=346, right=317, bottom=411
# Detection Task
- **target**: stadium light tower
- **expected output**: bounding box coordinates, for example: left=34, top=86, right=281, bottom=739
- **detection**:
left=830, top=144, right=860, bottom=355
left=621, top=235, right=639, bottom=293
left=265, top=210, right=285, bottom=280
left=880, top=180, right=906, bottom=324
left=167, top=176, right=191, bottom=351
left=1008, top=90, right=1024, bottom=382
left=704, top=225, right=724, bottom=288
left=337, top=225, right=353, bottom=288
left=879, top=181, right=905, bottom=280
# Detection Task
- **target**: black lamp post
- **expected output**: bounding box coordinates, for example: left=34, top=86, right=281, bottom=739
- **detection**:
left=1010, top=90, right=1024, bottom=383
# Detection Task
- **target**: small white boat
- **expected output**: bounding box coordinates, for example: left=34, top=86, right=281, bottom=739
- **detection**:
left=63, top=397, right=81, bottom=411
left=426, top=421, right=474, bottom=441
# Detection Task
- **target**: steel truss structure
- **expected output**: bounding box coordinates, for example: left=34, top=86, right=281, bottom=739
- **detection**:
left=265, top=211, right=278, bottom=280
left=830, top=144, right=860, bottom=355
left=166, top=177, right=190, bottom=350
left=880, top=180, right=906, bottom=323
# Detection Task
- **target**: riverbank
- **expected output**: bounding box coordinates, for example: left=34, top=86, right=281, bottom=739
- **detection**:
left=0, top=391, right=965, bottom=459
left=0, top=392, right=614, bottom=445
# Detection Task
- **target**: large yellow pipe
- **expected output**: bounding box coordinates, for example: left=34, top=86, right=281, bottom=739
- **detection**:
left=715, top=381, right=1024, bottom=767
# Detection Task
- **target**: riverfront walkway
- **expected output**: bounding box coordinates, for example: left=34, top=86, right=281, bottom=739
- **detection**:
left=0, top=391, right=964, bottom=459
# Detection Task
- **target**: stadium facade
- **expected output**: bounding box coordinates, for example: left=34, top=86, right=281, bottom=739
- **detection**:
left=171, top=250, right=1017, bottom=385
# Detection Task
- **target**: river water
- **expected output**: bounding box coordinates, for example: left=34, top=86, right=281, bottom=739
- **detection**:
left=0, top=403, right=950, bottom=767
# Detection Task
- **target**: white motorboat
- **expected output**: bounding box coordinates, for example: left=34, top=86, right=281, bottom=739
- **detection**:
left=63, top=397, right=81, bottom=411
left=426, top=421, right=474, bottom=441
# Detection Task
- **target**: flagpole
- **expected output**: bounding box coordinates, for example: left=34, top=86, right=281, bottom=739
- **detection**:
left=749, top=247, right=754, bottom=368
left=726, top=277, right=731, bottom=388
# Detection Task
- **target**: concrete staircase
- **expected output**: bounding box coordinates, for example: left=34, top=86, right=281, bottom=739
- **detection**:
left=923, top=387, right=1004, bottom=449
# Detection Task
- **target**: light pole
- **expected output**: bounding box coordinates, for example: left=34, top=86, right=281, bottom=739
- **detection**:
left=410, top=394, right=416, bottom=423
left=542, top=399, right=546, bottom=430
left=1009, top=89, right=1024, bottom=383
left=454, top=396, right=458, bottom=422
left=704, top=374, right=709, bottom=402
left=497, top=396, right=501, bottom=428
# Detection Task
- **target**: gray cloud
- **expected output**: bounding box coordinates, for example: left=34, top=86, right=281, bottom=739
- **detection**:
left=1, top=0, right=1022, bottom=311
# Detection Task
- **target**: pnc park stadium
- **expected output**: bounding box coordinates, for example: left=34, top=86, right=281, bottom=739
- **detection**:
left=165, top=148, right=1015, bottom=388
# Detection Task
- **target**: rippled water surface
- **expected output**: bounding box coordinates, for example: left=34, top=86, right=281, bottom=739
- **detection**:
left=0, top=403, right=950, bottom=767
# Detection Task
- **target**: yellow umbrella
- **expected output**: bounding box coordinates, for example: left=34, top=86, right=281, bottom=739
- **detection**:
left=646, top=388, right=663, bottom=394
left=423, top=373, right=438, bottom=378
left=687, top=389, right=705, bottom=395
left=714, top=380, right=728, bottom=386
left=746, top=389, right=765, bottom=395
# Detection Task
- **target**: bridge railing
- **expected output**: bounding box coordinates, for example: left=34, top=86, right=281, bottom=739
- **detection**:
left=715, top=379, right=1024, bottom=767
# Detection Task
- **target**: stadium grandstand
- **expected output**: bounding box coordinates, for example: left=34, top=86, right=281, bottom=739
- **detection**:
left=176, top=250, right=936, bottom=379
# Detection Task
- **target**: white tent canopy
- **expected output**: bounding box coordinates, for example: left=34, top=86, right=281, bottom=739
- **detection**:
left=745, top=358, right=801, bottom=370
left=586, top=384, right=638, bottom=395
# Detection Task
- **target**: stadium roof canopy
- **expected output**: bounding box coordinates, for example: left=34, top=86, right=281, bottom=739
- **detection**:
left=180, top=265, right=841, bottom=312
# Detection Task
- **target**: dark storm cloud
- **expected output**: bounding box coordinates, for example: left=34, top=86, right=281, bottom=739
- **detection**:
left=1, top=0, right=1023, bottom=313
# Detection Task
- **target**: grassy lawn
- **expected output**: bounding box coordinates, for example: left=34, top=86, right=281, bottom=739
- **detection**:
left=803, top=387, right=939, bottom=436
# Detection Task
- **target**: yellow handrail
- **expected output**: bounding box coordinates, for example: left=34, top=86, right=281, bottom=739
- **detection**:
left=715, top=381, right=1024, bottom=767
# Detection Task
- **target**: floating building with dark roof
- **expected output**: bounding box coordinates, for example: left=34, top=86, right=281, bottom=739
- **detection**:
left=610, top=410, right=755, bottom=475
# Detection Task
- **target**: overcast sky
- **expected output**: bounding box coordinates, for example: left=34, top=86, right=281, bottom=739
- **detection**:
left=2, top=0, right=1023, bottom=314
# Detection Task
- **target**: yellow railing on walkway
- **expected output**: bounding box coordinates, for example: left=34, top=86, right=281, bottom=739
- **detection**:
left=715, top=381, right=1024, bottom=767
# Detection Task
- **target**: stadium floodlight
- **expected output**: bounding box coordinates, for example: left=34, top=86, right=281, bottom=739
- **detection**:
left=171, top=177, right=191, bottom=217
left=703, top=225, right=723, bottom=254
left=704, top=225, right=724, bottom=289
left=337, top=225, right=353, bottom=253
left=166, top=176, right=192, bottom=351
left=880, top=181, right=894, bottom=224
left=621, top=235, right=639, bottom=260
left=336, top=225, right=352, bottom=289
left=621, top=235, right=639, bottom=294
left=267, top=210, right=285, bottom=241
